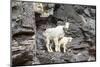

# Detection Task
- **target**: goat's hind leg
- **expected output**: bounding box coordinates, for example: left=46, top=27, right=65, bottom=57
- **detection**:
left=49, top=45, right=53, bottom=52
left=49, top=40, right=53, bottom=52
left=54, top=38, right=60, bottom=52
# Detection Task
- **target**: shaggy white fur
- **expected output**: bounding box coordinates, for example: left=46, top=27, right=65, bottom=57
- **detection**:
left=43, top=22, right=70, bottom=52
left=59, top=37, right=73, bottom=52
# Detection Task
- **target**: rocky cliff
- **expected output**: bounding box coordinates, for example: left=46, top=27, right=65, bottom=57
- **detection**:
left=11, top=1, right=96, bottom=66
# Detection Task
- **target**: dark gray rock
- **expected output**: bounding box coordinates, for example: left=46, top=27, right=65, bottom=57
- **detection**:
left=69, top=38, right=83, bottom=48
left=73, top=5, right=84, bottom=14
left=12, top=46, right=26, bottom=52
left=70, top=42, right=89, bottom=50
left=90, top=8, right=96, bottom=17
left=36, top=31, right=46, bottom=50
left=72, top=50, right=89, bottom=62
left=83, top=18, right=95, bottom=34
left=84, top=8, right=91, bottom=17
left=12, top=51, right=33, bottom=66
left=66, top=23, right=84, bottom=38
left=12, top=26, right=34, bottom=37
left=54, top=4, right=84, bottom=24
left=12, top=1, right=36, bottom=66
left=22, top=2, right=35, bottom=28
left=36, top=51, right=67, bottom=64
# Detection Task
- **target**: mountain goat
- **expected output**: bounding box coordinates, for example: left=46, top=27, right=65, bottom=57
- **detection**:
left=43, top=22, right=70, bottom=52
left=59, top=37, right=73, bottom=52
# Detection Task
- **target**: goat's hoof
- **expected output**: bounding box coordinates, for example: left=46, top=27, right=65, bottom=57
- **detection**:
left=48, top=50, right=53, bottom=52
left=56, top=50, right=61, bottom=52
left=49, top=51, right=53, bottom=52
left=64, top=50, right=66, bottom=53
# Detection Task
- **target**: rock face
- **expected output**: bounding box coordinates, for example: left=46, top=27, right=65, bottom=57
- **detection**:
left=11, top=1, right=36, bottom=66
left=11, top=1, right=96, bottom=66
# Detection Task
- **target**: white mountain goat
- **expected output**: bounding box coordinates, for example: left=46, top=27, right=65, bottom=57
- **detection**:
left=43, top=22, right=70, bottom=52
left=58, top=37, right=73, bottom=52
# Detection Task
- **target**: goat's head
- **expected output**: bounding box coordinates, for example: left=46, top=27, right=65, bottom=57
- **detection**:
left=64, top=22, right=70, bottom=30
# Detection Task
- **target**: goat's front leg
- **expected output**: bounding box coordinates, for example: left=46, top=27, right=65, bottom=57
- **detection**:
left=63, top=43, right=67, bottom=53
left=46, top=38, right=52, bottom=52
left=54, top=38, right=60, bottom=52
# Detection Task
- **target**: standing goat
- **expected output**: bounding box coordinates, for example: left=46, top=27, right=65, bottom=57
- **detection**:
left=43, top=22, right=70, bottom=52
left=59, top=37, right=73, bottom=52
